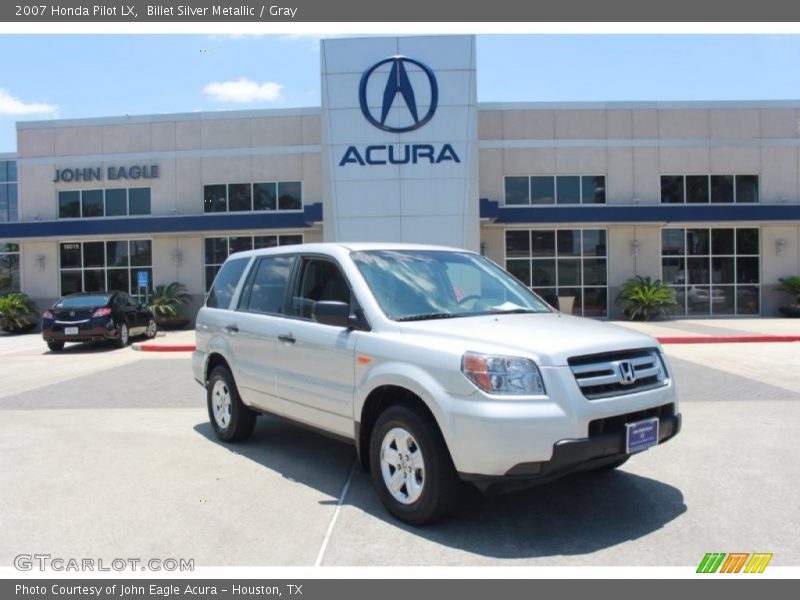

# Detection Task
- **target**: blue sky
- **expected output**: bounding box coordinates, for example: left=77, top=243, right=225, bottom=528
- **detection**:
left=2, top=34, right=800, bottom=152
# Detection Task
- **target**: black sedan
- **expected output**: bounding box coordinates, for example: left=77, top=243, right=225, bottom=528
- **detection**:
left=42, top=291, right=157, bottom=351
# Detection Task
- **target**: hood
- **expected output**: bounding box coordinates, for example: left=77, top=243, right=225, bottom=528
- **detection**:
left=397, top=312, right=659, bottom=367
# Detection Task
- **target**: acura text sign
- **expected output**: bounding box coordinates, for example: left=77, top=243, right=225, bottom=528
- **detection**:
left=338, top=144, right=460, bottom=166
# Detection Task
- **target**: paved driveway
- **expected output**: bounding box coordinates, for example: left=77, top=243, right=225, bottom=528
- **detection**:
left=1, top=334, right=798, bottom=567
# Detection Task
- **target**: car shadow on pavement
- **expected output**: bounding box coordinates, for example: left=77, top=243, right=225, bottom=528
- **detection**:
left=44, top=342, right=121, bottom=354
left=43, top=339, right=151, bottom=354
left=194, top=417, right=360, bottom=501
left=194, top=415, right=687, bottom=560
left=353, top=470, right=687, bottom=559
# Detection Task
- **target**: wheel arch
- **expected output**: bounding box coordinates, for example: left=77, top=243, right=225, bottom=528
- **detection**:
left=205, top=352, right=232, bottom=383
left=356, top=384, right=452, bottom=472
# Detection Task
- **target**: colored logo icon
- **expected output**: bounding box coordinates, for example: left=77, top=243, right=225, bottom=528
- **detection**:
left=696, top=552, right=773, bottom=573
left=359, top=56, right=438, bottom=133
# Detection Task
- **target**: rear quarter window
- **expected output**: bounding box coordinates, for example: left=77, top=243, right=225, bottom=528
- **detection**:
left=206, top=257, right=250, bottom=309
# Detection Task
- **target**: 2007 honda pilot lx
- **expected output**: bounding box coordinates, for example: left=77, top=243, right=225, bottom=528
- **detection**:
left=193, top=243, right=680, bottom=524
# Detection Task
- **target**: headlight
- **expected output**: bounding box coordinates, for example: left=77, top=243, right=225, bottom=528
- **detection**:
left=461, top=351, right=545, bottom=395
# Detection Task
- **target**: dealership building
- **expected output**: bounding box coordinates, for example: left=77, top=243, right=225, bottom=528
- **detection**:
left=2, top=34, right=800, bottom=320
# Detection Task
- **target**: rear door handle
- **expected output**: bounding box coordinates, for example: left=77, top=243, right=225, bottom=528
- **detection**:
left=278, top=333, right=296, bottom=344
left=224, top=323, right=239, bottom=334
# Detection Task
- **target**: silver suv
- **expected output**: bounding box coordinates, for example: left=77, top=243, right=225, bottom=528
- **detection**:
left=193, top=243, right=680, bottom=524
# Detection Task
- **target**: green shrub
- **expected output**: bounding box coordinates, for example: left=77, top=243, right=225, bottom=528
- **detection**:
left=0, top=292, right=39, bottom=332
left=616, top=276, right=677, bottom=321
left=149, top=282, right=191, bottom=319
left=776, top=276, right=800, bottom=304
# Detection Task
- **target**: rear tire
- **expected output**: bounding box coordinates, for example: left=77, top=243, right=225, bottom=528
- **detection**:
left=47, top=340, right=64, bottom=352
left=207, top=365, right=256, bottom=443
left=114, top=321, right=129, bottom=348
left=145, top=319, right=158, bottom=339
left=369, top=405, right=462, bottom=525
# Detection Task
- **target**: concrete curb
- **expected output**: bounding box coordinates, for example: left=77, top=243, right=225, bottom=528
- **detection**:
left=133, top=344, right=196, bottom=352
left=657, top=335, right=800, bottom=344
left=131, top=335, right=800, bottom=352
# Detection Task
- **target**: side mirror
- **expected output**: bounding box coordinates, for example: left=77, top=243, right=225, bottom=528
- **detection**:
left=312, top=301, right=352, bottom=328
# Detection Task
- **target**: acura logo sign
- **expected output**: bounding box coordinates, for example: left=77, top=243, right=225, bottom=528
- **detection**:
left=359, top=56, right=438, bottom=133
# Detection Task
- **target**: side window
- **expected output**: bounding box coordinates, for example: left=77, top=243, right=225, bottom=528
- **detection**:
left=206, top=257, right=249, bottom=309
left=238, top=255, right=294, bottom=315
left=291, top=258, right=351, bottom=319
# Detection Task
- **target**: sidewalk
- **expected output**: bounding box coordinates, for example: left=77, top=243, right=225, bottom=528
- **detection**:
left=133, top=318, right=800, bottom=352
left=610, top=318, right=800, bottom=343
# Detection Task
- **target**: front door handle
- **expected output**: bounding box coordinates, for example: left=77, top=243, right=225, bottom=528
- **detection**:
left=224, top=323, right=239, bottom=334
left=278, top=333, right=296, bottom=344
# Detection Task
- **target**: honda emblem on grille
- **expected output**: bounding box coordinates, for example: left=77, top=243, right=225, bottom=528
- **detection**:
left=69, top=311, right=75, bottom=317
left=616, top=360, right=637, bottom=385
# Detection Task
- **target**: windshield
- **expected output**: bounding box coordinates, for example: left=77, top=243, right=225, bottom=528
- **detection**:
left=350, top=250, right=552, bottom=321
left=56, top=295, right=111, bottom=308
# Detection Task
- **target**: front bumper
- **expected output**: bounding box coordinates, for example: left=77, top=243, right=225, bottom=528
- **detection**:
left=461, top=409, right=681, bottom=494
left=434, top=363, right=679, bottom=478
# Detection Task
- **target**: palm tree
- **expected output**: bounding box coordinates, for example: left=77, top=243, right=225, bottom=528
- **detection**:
left=616, top=276, right=677, bottom=321
left=777, top=276, right=800, bottom=305
left=776, top=276, right=800, bottom=317
left=0, top=293, right=39, bottom=333
left=149, top=282, right=192, bottom=323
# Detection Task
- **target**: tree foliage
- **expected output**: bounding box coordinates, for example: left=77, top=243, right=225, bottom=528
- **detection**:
left=0, top=292, right=38, bottom=332
left=616, top=276, right=677, bottom=321
left=149, top=282, right=191, bottom=318
left=776, top=276, right=800, bottom=304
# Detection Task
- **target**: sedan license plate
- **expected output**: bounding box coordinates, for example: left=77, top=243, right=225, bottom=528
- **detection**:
left=626, top=417, right=659, bottom=454
left=64, top=327, right=79, bottom=335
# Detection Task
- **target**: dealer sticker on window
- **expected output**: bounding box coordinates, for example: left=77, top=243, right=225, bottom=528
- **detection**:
left=626, top=417, right=659, bottom=454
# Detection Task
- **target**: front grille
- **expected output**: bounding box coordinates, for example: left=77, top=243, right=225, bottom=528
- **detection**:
left=568, top=348, right=668, bottom=400
left=588, top=403, right=676, bottom=437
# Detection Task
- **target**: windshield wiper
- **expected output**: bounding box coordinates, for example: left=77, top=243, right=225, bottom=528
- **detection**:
left=396, top=313, right=461, bottom=322
left=490, top=308, right=539, bottom=314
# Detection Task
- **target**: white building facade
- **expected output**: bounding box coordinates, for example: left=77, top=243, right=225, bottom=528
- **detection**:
left=2, top=35, right=800, bottom=319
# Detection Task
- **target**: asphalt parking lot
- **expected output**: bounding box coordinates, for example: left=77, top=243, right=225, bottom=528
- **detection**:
left=1, top=327, right=799, bottom=567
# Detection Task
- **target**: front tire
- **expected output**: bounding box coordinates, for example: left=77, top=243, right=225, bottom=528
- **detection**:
left=207, top=366, right=256, bottom=443
left=47, top=340, right=65, bottom=352
left=369, top=405, right=462, bottom=525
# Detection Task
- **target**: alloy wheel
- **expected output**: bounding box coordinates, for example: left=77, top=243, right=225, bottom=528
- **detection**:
left=380, top=427, right=425, bottom=504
